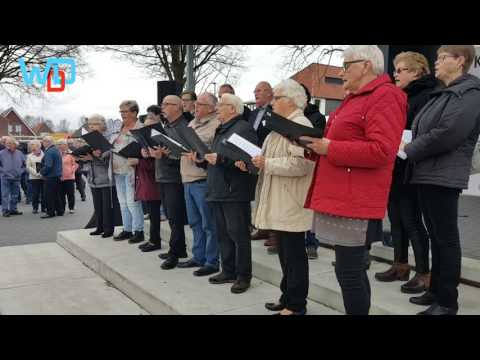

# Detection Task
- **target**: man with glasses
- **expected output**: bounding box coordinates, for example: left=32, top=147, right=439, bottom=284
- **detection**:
left=218, top=84, right=251, bottom=121
left=149, top=95, right=189, bottom=270
left=181, top=91, right=197, bottom=122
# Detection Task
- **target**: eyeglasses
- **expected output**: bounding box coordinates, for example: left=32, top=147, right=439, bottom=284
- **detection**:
left=436, top=54, right=458, bottom=62
left=394, top=67, right=410, bottom=75
left=161, top=102, right=178, bottom=107
left=196, top=102, right=212, bottom=107
left=272, top=95, right=288, bottom=101
left=342, top=59, right=366, bottom=71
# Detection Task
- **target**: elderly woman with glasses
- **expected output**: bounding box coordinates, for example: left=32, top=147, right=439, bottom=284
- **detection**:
left=302, top=45, right=407, bottom=315
left=251, top=79, right=315, bottom=315
left=374, top=52, right=439, bottom=295
left=400, top=45, right=480, bottom=315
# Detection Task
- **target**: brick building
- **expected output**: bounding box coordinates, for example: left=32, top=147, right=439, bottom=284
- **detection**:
left=0, top=107, right=36, bottom=137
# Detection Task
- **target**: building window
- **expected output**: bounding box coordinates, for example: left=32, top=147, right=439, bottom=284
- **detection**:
left=325, top=77, right=344, bottom=85
left=325, top=99, right=342, bottom=115
left=16, top=125, right=21, bottom=133
left=8, top=125, right=13, bottom=134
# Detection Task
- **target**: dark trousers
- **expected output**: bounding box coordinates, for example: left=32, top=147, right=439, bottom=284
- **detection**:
left=31, top=179, right=46, bottom=212
left=60, top=180, right=76, bottom=211
left=147, top=199, right=162, bottom=244
left=335, top=244, right=371, bottom=315
left=276, top=231, right=309, bottom=312
left=211, top=201, right=252, bottom=281
left=91, top=187, right=117, bottom=234
left=44, top=177, right=63, bottom=216
left=388, top=182, right=430, bottom=273
left=75, top=172, right=86, bottom=199
left=159, top=183, right=187, bottom=258
left=418, top=184, right=461, bottom=309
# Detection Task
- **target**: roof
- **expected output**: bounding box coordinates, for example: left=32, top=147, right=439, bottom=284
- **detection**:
left=0, top=107, right=37, bottom=136
left=32, top=122, right=54, bottom=134
left=290, top=63, right=345, bottom=101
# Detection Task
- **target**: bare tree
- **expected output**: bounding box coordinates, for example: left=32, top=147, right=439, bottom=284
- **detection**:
left=0, top=45, right=85, bottom=99
left=98, top=45, right=247, bottom=92
left=56, top=119, right=70, bottom=132
left=278, top=45, right=346, bottom=74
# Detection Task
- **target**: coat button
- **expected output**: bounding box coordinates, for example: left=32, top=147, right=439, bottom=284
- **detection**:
left=347, top=168, right=351, bottom=172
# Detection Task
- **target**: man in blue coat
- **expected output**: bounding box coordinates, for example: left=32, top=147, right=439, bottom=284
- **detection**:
left=40, top=136, right=63, bottom=218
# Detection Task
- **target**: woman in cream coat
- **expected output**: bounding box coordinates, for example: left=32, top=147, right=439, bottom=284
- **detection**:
left=249, top=79, right=315, bottom=315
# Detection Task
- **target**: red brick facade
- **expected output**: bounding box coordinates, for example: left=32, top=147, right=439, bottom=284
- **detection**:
left=290, top=63, right=345, bottom=101
left=0, top=108, right=36, bottom=137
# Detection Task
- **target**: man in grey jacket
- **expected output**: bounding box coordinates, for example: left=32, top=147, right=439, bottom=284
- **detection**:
left=0, top=137, right=25, bottom=217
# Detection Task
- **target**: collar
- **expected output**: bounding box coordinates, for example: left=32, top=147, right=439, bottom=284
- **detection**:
left=165, top=115, right=185, bottom=128
left=351, top=74, right=393, bottom=97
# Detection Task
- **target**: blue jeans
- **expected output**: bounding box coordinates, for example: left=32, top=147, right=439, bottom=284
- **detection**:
left=1, top=177, right=20, bottom=213
left=305, top=231, right=320, bottom=248
left=184, top=181, right=219, bottom=268
left=114, top=173, right=144, bottom=232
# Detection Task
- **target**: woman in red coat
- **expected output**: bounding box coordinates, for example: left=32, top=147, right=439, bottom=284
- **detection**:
left=302, top=45, right=407, bottom=315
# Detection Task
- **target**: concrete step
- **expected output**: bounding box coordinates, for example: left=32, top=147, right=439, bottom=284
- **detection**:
left=57, top=228, right=340, bottom=315
left=156, top=224, right=480, bottom=315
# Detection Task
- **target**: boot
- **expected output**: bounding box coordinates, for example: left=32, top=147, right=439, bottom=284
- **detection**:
left=401, top=272, right=430, bottom=294
left=375, top=262, right=410, bottom=282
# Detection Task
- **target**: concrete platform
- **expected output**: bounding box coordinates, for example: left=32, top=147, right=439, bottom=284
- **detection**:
left=0, top=243, right=147, bottom=315
left=57, top=229, right=340, bottom=315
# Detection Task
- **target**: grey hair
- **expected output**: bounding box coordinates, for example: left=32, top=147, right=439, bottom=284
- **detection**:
left=164, top=95, right=183, bottom=112
left=221, top=94, right=244, bottom=115
left=4, top=136, right=17, bottom=145
left=29, top=139, right=42, bottom=148
left=201, top=92, right=218, bottom=107
left=42, top=136, right=54, bottom=144
left=87, top=113, right=107, bottom=131
left=343, top=45, right=385, bottom=75
left=274, top=79, right=308, bottom=110
left=119, top=100, right=139, bottom=114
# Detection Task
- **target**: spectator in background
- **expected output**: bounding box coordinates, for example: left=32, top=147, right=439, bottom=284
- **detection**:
left=402, top=45, right=480, bottom=315
left=0, top=136, right=6, bottom=208
left=57, top=139, right=78, bottom=214
left=26, top=140, right=46, bottom=214
left=70, top=139, right=87, bottom=202
left=375, top=52, right=438, bottom=295
left=218, top=84, right=251, bottom=121
left=0, top=137, right=25, bottom=217
left=40, top=136, right=63, bottom=218
left=181, top=90, right=197, bottom=122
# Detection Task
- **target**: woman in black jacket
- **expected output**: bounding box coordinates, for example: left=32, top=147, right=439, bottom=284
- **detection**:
left=402, top=45, right=480, bottom=315
left=375, top=52, right=439, bottom=295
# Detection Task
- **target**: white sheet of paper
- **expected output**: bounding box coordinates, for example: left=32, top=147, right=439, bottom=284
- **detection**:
left=81, top=127, right=89, bottom=135
left=227, top=133, right=262, bottom=158
left=151, top=128, right=162, bottom=137
left=154, top=132, right=189, bottom=151
left=402, top=130, right=412, bottom=144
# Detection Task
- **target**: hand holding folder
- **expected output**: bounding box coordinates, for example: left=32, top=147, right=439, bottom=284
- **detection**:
left=150, top=128, right=191, bottom=157
left=81, top=130, right=113, bottom=154
left=114, top=141, right=143, bottom=159
left=173, top=125, right=211, bottom=159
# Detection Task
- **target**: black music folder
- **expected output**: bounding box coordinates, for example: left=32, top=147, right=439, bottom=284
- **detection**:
left=174, top=125, right=211, bottom=159
left=115, top=141, right=143, bottom=159
left=264, top=110, right=323, bottom=147
left=218, top=133, right=262, bottom=175
left=150, top=129, right=191, bottom=157
left=35, top=162, right=42, bottom=173
left=71, top=145, right=92, bottom=157
left=81, top=131, right=113, bottom=154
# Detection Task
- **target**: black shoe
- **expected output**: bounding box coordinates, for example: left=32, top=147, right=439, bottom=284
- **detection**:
left=81, top=197, right=86, bottom=202
left=177, top=259, right=202, bottom=268
left=140, top=242, right=162, bottom=252
left=265, top=302, right=285, bottom=311
left=231, top=279, right=251, bottom=294
left=161, top=256, right=178, bottom=270
left=2, top=212, right=10, bottom=217
left=194, top=266, right=219, bottom=277
left=102, top=232, right=114, bottom=238
left=9, top=211, right=22, bottom=215
left=40, top=214, right=55, bottom=219
left=114, top=231, right=133, bottom=241
left=158, top=252, right=187, bottom=260
left=90, top=230, right=103, bottom=236
left=128, top=231, right=144, bottom=244
left=32, top=209, right=38, bottom=214
left=417, top=303, right=458, bottom=315
left=209, top=272, right=236, bottom=284
left=410, top=291, right=436, bottom=306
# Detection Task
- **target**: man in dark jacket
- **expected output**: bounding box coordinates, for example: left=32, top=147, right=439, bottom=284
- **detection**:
left=0, top=137, right=25, bottom=216
left=403, top=45, right=480, bottom=315
left=218, top=84, right=251, bottom=121
left=150, top=95, right=189, bottom=270
left=40, top=136, right=63, bottom=218
left=248, top=81, right=273, bottom=147
left=204, top=94, right=258, bottom=294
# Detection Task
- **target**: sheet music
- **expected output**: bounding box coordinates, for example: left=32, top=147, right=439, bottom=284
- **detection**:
left=227, top=133, right=262, bottom=158
left=151, top=128, right=162, bottom=137
left=402, top=130, right=412, bottom=144
left=152, top=130, right=189, bottom=151
left=81, top=128, right=89, bottom=135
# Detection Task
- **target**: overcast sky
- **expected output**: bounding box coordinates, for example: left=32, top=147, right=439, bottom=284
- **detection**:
left=0, top=45, right=343, bottom=129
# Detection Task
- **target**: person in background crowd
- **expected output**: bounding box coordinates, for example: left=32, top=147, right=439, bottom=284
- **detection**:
left=17, top=142, right=31, bottom=205
left=0, top=137, right=25, bottom=217
left=40, top=136, right=63, bottom=218
left=177, top=92, right=220, bottom=277
left=112, top=100, right=145, bottom=243
left=26, top=140, right=46, bottom=214
left=252, top=79, right=315, bottom=315
left=303, top=45, right=407, bottom=315
left=218, top=84, right=251, bottom=121
left=149, top=95, right=189, bottom=270
left=204, top=94, right=258, bottom=294
left=70, top=139, right=87, bottom=202
left=375, top=52, right=438, bottom=296
left=299, top=83, right=327, bottom=260
left=0, top=136, right=6, bottom=208
left=79, top=115, right=119, bottom=238
left=57, top=139, right=78, bottom=214
left=135, top=113, right=163, bottom=252
left=402, top=45, right=480, bottom=315
left=181, top=90, right=197, bottom=122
